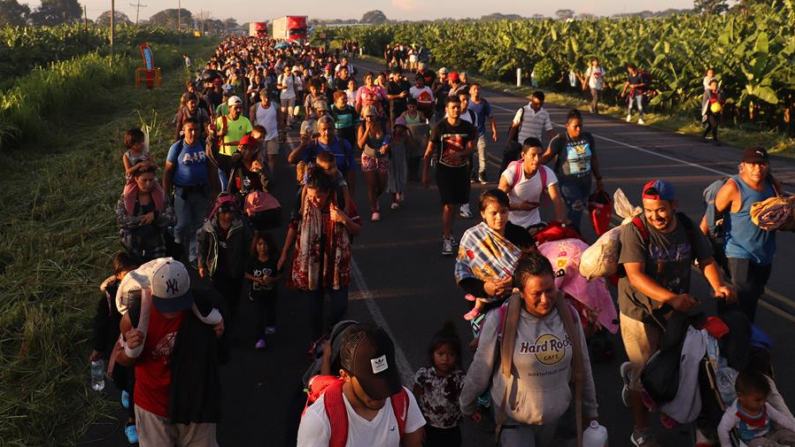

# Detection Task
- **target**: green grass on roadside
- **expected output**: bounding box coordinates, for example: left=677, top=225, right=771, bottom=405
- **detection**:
left=359, top=55, right=795, bottom=156
left=0, top=38, right=218, bottom=446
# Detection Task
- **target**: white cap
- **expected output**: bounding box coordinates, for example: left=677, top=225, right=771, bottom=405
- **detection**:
left=145, top=258, right=194, bottom=313
left=227, top=96, right=242, bottom=106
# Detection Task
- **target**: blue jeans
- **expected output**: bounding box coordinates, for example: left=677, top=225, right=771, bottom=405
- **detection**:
left=627, top=94, right=644, bottom=118
left=305, top=286, right=349, bottom=340
left=174, top=187, right=209, bottom=262
left=217, top=168, right=229, bottom=192
left=558, top=178, right=592, bottom=233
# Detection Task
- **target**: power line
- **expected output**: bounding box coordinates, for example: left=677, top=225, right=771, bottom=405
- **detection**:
left=130, top=1, right=147, bottom=25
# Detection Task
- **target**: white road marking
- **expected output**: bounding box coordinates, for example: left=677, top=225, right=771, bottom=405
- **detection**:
left=351, top=259, right=415, bottom=385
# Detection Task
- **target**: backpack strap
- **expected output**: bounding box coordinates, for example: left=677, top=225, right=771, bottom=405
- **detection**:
left=495, top=293, right=522, bottom=443
left=539, top=166, right=549, bottom=206
left=555, top=294, right=585, bottom=447
left=632, top=216, right=649, bottom=243
left=507, top=161, right=523, bottom=193
left=323, top=380, right=349, bottom=447
left=390, top=388, right=410, bottom=439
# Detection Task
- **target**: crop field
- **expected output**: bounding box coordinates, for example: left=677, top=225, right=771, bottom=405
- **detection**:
left=319, top=1, right=795, bottom=134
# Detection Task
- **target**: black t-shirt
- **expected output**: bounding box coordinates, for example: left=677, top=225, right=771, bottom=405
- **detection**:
left=628, top=72, right=646, bottom=95
left=618, top=214, right=713, bottom=323
left=429, top=119, right=477, bottom=168
left=387, top=79, right=411, bottom=117
left=246, top=256, right=278, bottom=294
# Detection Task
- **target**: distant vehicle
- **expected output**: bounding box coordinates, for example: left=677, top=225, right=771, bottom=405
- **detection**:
left=249, top=22, right=268, bottom=38
left=271, top=16, right=308, bottom=42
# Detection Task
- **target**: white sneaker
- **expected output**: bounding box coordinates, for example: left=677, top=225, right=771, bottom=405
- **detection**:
left=638, top=118, right=646, bottom=125
left=620, top=361, right=632, bottom=408
left=442, top=238, right=453, bottom=256
left=626, top=115, right=632, bottom=122
left=459, top=204, right=473, bottom=218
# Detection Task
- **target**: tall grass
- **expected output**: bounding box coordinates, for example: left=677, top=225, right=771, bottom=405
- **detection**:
left=0, top=43, right=183, bottom=151
left=0, top=38, right=218, bottom=446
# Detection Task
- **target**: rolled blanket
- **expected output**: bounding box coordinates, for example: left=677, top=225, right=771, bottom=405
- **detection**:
left=750, top=196, right=795, bottom=232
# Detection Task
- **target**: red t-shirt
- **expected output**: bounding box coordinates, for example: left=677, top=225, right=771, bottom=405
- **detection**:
left=134, top=307, right=184, bottom=417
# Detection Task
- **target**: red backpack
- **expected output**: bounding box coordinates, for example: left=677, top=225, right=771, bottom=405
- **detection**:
left=506, top=160, right=549, bottom=205
left=303, top=375, right=410, bottom=447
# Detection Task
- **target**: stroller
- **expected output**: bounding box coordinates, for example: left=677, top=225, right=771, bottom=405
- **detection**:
left=639, top=310, right=777, bottom=447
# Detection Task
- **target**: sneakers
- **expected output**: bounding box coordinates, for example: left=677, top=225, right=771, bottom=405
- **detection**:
left=125, top=423, right=139, bottom=444
left=478, top=173, right=488, bottom=184
left=255, top=339, right=266, bottom=350
left=121, top=390, right=130, bottom=409
left=630, top=428, right=661, bottom=447
left=390, top=202, right=400, bottom=210
left=460, top=203, right=473, bottom=218
left=638, top=118, right=646, bottom=125
left=442, top=238, right=454, bottom=256
left=626, top=114, right=632, bottom=122
left=265, top=326, right=277, bottom=335
left=620, top=361, right=632, bottom=408
left=371, top=212, right=381, bottom=222
left=449, top=235, right=458, bottom=246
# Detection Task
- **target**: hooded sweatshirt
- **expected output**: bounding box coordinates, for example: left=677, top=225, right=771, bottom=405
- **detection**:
left=460, top=304, right=598, bottom=425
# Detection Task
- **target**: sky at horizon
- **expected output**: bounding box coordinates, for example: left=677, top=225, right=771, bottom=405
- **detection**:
left=20, top=0, right=700, bottom=23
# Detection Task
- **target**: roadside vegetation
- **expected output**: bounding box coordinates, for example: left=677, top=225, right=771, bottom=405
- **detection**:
left=0, top=34, right=217, bottom=446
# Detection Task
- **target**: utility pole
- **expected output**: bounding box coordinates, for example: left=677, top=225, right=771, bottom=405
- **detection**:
left=130, top=1, right=147, bottom=25
left=110, top=0, right=115, bottom=62
left=177, top=0, right=182, bottom=47
left=83, top=5, right=87, bottom=40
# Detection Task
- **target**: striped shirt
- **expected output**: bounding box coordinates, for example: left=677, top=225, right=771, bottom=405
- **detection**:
left=512, top=105, right=553, bottom=144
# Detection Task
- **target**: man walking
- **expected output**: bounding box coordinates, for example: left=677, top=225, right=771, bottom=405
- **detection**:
left=501, top=91, right=555, bottom=173
left=467, top=83, right=497, bottom=184
left=618, top=179, right=734, bottom=447
left=702, top=147, right=782, bottom=323
left=164, top=119, right=218, bottom=264
left=423, top=97, right=477, bottom=256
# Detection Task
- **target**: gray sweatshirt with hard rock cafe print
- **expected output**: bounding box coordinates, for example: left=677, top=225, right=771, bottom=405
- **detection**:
left=459, top=305, right=598, bottom=425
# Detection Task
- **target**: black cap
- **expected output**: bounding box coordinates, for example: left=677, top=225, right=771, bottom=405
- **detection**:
left=742, top=147, right=769, bottom=164
left=340, top=325, right=402, bottom=400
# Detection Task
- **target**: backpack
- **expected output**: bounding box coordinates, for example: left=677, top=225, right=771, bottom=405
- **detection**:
left=702, top=178, right=729, bottom=271
left=495, top=293, right=585, bottom=447
left=302, top=376, right=410, bottom=447
left=506, top=161, right=549, bottom=205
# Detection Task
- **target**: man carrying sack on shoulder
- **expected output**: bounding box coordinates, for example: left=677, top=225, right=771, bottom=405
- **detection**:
left=459, top=251, right=598, bottom=447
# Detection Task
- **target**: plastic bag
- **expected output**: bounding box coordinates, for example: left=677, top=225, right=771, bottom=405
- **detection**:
left=579, top=189, right=641, bottom=280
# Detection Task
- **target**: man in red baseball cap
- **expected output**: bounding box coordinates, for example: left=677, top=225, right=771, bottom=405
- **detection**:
left=616, top=179, right=735, bottom=447
left=297, top=324, right=425, bottom=446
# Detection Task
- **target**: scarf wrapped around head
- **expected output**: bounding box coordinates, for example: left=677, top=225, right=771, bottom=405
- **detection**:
left=455, top=222, right=522, bottom=290
left=288, top=192, right=351, bottom=291
left=123, top=177, right=165, bottom=216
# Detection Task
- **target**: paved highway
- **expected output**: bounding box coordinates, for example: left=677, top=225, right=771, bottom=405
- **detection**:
left=81, top=58, right=795, bottom=447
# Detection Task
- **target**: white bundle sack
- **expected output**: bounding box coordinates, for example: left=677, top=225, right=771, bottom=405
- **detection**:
left=579, top=188, right=641, bottom=280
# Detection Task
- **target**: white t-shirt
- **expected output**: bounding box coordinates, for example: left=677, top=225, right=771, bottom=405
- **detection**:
left=297, top=386, right=425, bottom=447
left=501, top=164, right=558, bottom=228
left=409, top=86, right=434, bottom=107
left=278, top=73, right=301, bottom=100
left=252, top=102, right=279, bottom=142
left=585, top=66, right=604, bottom=90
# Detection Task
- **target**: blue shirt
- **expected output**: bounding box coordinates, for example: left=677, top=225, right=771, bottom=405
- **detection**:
left=302, top=138, right=356, bottom=173
left=167, top=140, right=208, bottom=186
left=468, top=99, right=493, bottom=136
left=724, top=175, right=776, bottom=265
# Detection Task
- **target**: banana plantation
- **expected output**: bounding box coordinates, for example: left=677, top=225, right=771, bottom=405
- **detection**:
left=318, top=1, right=795, bottom=133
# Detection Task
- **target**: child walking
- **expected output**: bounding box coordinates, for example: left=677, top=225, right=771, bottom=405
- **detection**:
left=412, top=321, right=466, bottom=447
left=245, top=232, right=282, bottom=350
left=718, top=369, right=795, bottom=447
left=91, top=252, right=139, bottom=444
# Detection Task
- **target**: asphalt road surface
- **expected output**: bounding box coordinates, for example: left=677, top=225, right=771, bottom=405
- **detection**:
left=80, top=58, right=795, bottom=447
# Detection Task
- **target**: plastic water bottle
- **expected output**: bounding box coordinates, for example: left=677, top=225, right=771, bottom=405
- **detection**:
left=90, top=360, right=105, bottom=391
left=583, top=420, right=608, bottom=447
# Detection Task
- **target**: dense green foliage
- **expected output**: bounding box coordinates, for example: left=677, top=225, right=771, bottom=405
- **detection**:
left=0, top=24, right=187, bottom=79
left=318, top=1, right=795, bottom=131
